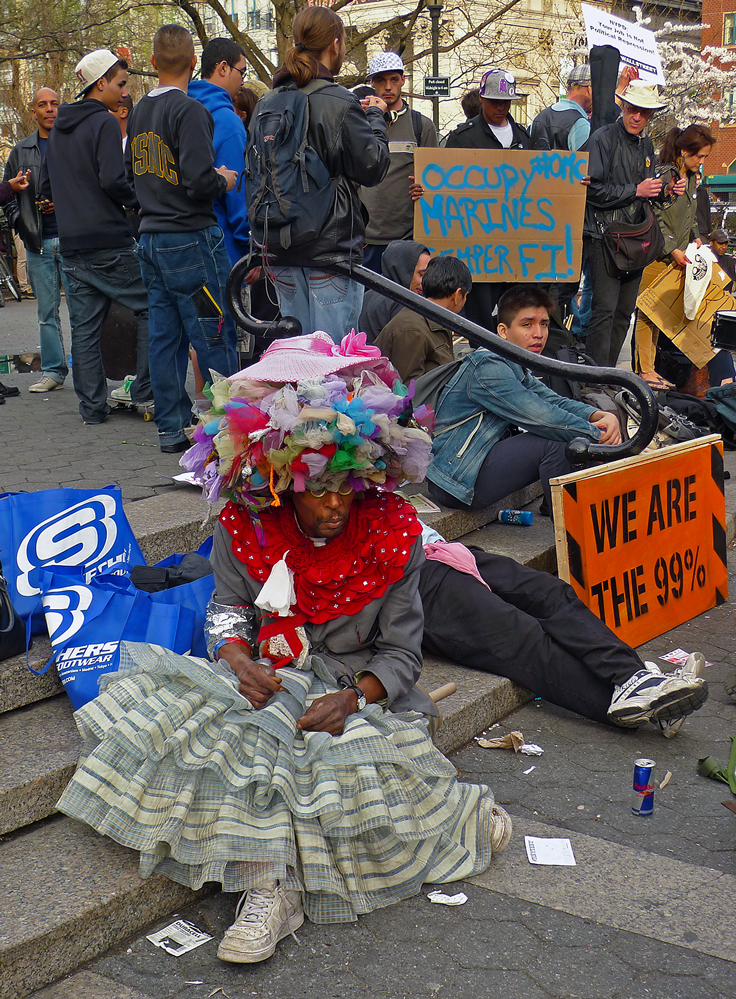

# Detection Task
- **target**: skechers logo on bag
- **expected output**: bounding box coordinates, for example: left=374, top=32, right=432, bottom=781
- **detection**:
left=43, top=584, right=94, bottom=645
left=57, top=642, right=120, bottom=675
left=16, top=495, right=123, bottom=597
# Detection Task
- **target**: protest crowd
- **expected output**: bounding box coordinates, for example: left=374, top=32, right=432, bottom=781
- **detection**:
left=3, top=4, right=736, bottom=980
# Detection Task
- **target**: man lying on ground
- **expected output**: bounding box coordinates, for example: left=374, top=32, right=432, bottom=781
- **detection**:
left=426, top=285, right=621, bottom=514
left=418, top=525, right=707, bottom=737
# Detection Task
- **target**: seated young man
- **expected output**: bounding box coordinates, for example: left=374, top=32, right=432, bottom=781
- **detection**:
left=375, top=256, right=472, bottom=381
left=426, top=286, right=621, bottom=513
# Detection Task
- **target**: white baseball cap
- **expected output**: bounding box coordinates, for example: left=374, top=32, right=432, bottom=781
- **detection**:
left=366, top=52, right=405, bottom=81
left=75, top=50, right=120, bottom=98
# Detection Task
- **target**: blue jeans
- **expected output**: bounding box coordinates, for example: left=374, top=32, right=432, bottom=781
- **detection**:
left=271, top=267, right=364, bottom=344
left=571, top=256, right=593, bottom=339
left=61, top=245, right=152, bottom=423
left=25, top=237, right=70, bottom=384
left=137, top=227, right=237, bottom=446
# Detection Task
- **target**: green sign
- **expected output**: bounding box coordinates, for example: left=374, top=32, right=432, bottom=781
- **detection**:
left=423, top=76, right=450, bottom=97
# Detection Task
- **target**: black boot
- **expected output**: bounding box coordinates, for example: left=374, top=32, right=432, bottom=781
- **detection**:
left=0, top=380, right=20, bottom=398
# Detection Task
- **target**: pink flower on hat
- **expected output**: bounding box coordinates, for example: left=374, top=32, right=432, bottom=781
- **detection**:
left=337, top=330, right=382, bottom=359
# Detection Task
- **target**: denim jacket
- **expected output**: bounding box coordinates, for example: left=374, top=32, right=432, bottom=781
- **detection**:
left=426, top=350, right=601, bottom=505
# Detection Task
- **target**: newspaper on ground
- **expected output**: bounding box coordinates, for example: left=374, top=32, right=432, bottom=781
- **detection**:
left=146, top=919, right=213, bottom=956
left=525, top=836, right=577, bottom=866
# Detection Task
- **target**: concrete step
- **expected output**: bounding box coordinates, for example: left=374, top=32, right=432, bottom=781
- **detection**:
left=0, top=695, right=80, bottom=836
left=0, top=815, right=209, bottom=999
left=1, top=636, right=59, bottom=715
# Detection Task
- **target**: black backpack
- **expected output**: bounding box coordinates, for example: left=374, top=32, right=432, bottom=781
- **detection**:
left=245, top=79, right=336, bottom=252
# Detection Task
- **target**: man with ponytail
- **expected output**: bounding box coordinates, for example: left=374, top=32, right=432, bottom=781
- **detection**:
left=249, top=7, right=389, bottom=343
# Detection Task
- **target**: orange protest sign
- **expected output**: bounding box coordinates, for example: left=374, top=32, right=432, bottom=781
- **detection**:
left=551, top=437, right=728, bottom=647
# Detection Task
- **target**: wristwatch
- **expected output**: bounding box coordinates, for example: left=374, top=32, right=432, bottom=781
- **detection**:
left=338, top=675, right=367, bottom=712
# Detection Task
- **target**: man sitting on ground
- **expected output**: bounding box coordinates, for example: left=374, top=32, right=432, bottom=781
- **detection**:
left=375, top=256, right=471, bottom=381
left=426, top=285, right=621, bottom=514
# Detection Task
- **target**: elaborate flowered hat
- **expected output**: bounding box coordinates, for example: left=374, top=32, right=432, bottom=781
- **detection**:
left=182, top=331, right=432, bottom=510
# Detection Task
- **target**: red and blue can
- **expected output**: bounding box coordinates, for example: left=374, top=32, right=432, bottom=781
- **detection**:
left=632, top=758, right=656, bottom=816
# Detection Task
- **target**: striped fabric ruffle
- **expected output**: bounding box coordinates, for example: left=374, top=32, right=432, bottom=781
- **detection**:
left=58, top=642, right=500, bottom=924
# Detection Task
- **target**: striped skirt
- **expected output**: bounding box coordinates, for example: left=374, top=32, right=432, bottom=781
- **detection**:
left=58, top=642, right=500, bottom=924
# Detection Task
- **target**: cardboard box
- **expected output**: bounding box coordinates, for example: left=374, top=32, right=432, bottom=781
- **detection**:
left=636, top=262, right=736, bottom=368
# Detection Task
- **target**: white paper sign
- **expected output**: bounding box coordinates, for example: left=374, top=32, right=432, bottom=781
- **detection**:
left=525, top=836, right=577, bottom=866
left=582, top=5, right=664, bottom=84
left=146, top=919, right=213, bottom=956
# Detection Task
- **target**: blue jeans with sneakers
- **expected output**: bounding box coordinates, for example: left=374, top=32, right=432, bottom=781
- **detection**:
left=137, top=227, right=237, bottom=447
left=25, top=237, right=70, bottom=385
left=271, top=267, right=364, bottom=344
left=61, top=244, right=152, bottom=424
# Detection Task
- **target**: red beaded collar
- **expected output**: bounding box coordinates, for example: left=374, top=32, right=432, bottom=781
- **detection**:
left=220, top=491, right=422, bottom=624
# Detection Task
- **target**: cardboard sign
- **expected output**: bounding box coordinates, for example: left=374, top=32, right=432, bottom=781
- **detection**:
left=582, top=5, right=664, bottom=83
left=413, top=148, right=588, bottom=283
left=551, top=437, right=728, bottom=647
left=637, top=263, right=736, bottom=368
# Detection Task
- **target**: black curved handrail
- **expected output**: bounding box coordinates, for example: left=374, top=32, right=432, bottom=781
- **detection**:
left=226, top=256, right=659, bottom=467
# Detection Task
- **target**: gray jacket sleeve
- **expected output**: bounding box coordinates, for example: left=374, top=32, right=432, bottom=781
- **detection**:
left=360, top=537, right=425, bottom=707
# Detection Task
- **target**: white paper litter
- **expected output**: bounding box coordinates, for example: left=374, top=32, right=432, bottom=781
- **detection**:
left=520, top=743, right=544, bottom=756
left=523, top=766, right=536, bottom=775
left=427, top=890, right=468, bottom=906
left=525, top=836, right=577, bottom=866
left=172, top=471, right=203, bottom=486
left=147, top=919, right=213, bottom=956
left=660, top=648, right=711, bottom=668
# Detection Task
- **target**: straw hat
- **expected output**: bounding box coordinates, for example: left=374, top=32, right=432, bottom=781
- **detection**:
left=615, top=79, right=666, bottom=110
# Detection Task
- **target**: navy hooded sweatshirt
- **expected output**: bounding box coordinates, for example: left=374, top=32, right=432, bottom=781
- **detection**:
left=38, top=99, right=136, bottom=254
left=188, top=78, right=250, bottom=265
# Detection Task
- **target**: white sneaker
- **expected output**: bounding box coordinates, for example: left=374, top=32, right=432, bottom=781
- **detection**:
left=29, top=377, right=63, bottom=393
left=110, top=375, right=136, bottom=404
left=658, top=653, right=706, bottom=738
left=607, top=663, right=708, bottom=728
left=217, top=882, right=304, bottom=964
left=489, top=804, right=513, bottom=854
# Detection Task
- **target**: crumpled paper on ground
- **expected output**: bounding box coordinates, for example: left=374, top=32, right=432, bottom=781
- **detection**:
left=428, top=890, right=468, bottom=906
left=475, top=731, right=544, bottom=755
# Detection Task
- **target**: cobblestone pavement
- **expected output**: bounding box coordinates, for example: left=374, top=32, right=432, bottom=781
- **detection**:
left=36, top=553, right=733, bottom=999
left=1, top=298, right=193, bottom=501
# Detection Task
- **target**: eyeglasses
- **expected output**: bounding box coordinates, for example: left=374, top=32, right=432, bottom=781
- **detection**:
left=306, top=484, right=354, bottom=498
left=230, top=64, right=246, bottom=79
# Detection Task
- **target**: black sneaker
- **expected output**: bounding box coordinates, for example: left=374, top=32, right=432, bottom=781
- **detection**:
left=160, top=440, right=191, bottom=454
left=0, top=380, right=20, bottom=397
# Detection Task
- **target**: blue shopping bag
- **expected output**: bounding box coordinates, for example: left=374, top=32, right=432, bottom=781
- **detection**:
left=36, top=569, right=196, bottom=709
left=0, top=486, right=145, bottom=634
left=147, top=537, right=214, bottom=658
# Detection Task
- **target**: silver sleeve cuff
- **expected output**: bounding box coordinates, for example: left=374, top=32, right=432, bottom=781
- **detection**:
left=204, top=599, right=259, bottom=660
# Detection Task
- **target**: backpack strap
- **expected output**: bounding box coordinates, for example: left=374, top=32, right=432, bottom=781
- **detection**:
left=411, top=108, right=424, bottom=145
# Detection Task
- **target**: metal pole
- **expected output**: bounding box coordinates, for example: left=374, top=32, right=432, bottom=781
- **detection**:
left=427, top=3, right=442, bottom=131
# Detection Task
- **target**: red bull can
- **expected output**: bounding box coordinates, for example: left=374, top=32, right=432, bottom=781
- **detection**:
left=632, top=758, right=656, bottom=816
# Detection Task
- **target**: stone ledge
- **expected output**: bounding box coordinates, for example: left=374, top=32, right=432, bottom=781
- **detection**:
left=0, top=696, right=80, bottom=836
left=0, top=816, right=210, bottom=999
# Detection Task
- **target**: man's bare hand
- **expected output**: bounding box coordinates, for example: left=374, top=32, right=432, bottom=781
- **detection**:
left=636, top=177, right=663, bottom=199
left=590, top=411, right=622, bottom=445
left=243, top=266, right=262, bottom=285
left=580, top=174, right=591, bottom=187
left=297, top=689, right=356, bottom=736
left=216, top=165, right=238, bottom=192
left=218, top=645, right=282, bottom=708
left=361, top=96, right=387, bottom=114
left=670, top=248, right=690, bottom=268
left=408, top=174, right=425, bottom=202
left=9, top=169, right=30, bottom=193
